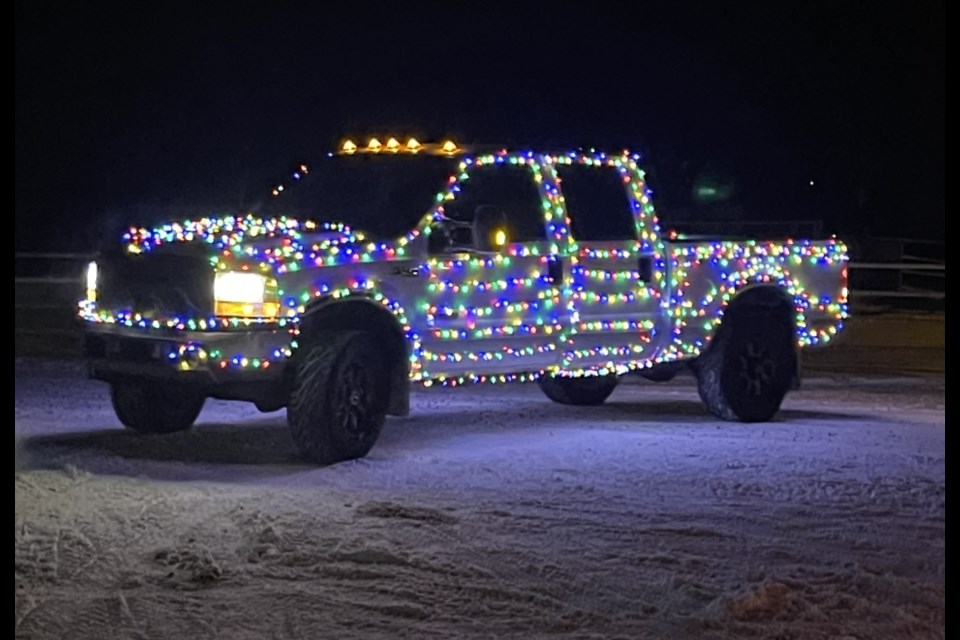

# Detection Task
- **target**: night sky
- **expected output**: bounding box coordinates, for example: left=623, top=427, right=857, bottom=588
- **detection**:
left=15, top=2, right=944, bottom=251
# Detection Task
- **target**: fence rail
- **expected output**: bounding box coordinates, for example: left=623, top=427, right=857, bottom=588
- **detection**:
left=849, top=290, right=945, bottom=299
left=13, top=247, right=944, bottom=360
left=15, top=253, right=945, bottom=296
left=849, top=262, right=944, bottom=271
left=15, top=252, right=97, bottom=260
left=15, top=276, right=86, bottom=285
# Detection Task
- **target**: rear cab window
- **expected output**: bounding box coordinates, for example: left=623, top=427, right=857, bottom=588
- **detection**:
left=555, top=164, right=637, bottom=241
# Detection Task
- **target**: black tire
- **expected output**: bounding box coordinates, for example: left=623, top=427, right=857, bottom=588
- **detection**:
left=111, top=383, right=204, bottom=434
left=287, top=331, right=388, bottom=464
left=639, top=365, right=679, bottom=383
left=695, top=305, right=797, bottom=422
left=539, top=373, right=618, bottom=406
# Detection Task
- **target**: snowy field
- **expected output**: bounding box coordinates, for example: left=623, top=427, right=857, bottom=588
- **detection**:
left=15, top=358, right=944, bottom=639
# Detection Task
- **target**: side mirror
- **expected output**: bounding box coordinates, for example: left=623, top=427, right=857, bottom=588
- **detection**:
left=472, top=205, right=510, bottom=252
left=428, top=219, right=473, bottom=254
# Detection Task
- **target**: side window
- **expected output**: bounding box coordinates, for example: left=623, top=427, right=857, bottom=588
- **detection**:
left=442, top=165, right=546, bottom=242
left=556, top=165, right=637, bottom=241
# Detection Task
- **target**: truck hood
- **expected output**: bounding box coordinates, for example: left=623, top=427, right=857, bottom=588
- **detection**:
left=231, top=224, right=379, bottom=272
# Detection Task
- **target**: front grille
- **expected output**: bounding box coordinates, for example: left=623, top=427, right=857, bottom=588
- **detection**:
left=85, top=333, right=174, bottom=362
left=98, top=251, right=214, bottom=318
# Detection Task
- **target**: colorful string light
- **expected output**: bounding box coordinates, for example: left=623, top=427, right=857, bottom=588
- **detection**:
left=79, top=145, right=848, bottom=382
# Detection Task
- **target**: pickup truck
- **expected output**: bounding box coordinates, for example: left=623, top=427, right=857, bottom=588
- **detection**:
left=80, top=138, right=849, bottom=464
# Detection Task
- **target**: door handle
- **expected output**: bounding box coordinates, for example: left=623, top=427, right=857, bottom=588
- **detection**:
left=638, top=256, right=653, bottom=282
left=546, top=258, right=563, bottom=284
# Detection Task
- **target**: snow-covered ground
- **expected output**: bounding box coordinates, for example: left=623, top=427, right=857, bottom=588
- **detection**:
left=15, top=358, right=944, bottom=639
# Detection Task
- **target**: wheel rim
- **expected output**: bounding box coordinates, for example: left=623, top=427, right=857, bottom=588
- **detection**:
left=333, top=361, right=373, bottom=439
left=736, top=340, right=777, bottom=397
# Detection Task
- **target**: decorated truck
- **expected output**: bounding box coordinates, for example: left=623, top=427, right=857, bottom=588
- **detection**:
left=80, top=138, right=849, bottom=464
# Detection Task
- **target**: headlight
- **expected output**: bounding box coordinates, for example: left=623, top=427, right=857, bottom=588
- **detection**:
left=214, top=271, right=279, bottom=319
left=85, top=261, right=98, bottom=302
left=215, top=272, right=265, bottom=303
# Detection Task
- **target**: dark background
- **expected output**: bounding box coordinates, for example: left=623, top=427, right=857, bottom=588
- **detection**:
left=15, top=2, right=944, bottom=251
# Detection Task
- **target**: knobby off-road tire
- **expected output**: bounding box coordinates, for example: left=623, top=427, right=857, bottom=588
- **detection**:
left=111, top=383, right=205, bottom=434
left=539, top=373, right=619, bottom=406
left=695, top=305, right=797, bottom=422
left=287, top=331, right=389, bottom=464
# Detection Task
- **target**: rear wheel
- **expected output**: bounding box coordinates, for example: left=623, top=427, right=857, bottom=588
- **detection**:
left=111, top=383, right=204, bottom=434
left=539, top=373, right=618, bottom=406
left=287, top=331, right=388, bottom=464
left=696, top=302, right=797, bottom=422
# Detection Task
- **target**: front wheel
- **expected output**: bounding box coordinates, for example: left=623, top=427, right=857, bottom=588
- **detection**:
left=287, top=331, right=389, bottom=464
left=695, top=306, right=797, bottom=422
left=539, top=373, right=618, bottom=406
left=111, top=383, right=204, bottom=434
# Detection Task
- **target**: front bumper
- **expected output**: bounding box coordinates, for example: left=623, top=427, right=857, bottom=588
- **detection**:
left=84, top=324, right=291, bottom=386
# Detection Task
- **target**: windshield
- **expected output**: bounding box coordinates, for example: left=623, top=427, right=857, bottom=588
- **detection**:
left=257, top=155, right=457, bottom=240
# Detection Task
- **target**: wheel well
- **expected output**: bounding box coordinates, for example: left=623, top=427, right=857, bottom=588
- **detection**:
left=723, top=285, right=796, bottom=327
left=709, top=284, right=800, bottom=384
left=298, top=298, right=410, bottom=416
